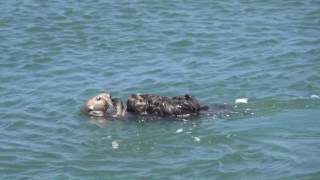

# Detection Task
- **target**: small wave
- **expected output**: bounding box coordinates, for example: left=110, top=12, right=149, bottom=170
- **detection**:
left=310, top=94, right=319, bottom=99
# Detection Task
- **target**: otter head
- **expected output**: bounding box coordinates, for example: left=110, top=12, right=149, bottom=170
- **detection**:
left=126, top=94, right=148, bottom=115
left=83, top=92, right=113, bottom=116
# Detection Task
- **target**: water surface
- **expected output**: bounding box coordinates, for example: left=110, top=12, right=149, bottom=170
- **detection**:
left=1, top=0, right=320, bottom=179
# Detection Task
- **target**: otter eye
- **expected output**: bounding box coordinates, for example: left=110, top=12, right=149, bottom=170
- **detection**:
left=139, top=99, right=143, bottom=103
left=96, top=96, right=101, bottom=101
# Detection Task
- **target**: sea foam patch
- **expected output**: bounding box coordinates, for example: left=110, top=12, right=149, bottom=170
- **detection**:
left=235, top=97, right=248, bottom=104
left=175, top=128, right=183, bottom=133
left=193, top=137, right=201, bottom=142
left=112, top=140, right=119, bottom=149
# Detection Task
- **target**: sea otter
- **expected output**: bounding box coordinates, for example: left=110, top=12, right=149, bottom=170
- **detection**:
left=82, top=93, right=238, bottom=120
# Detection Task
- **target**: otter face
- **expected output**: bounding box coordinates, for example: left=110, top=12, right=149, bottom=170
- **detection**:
left=84, top=93, right=113, bottom=116
left=126, top=94, right=148, bottom=114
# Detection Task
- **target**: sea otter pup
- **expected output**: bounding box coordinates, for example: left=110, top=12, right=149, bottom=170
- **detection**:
left=126, top=94, right=208, bottom=118
left=82, top=92, right=113, bottom=117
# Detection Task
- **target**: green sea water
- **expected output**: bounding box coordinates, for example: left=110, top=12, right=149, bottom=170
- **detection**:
left=0, top=0, right=320, bottom=179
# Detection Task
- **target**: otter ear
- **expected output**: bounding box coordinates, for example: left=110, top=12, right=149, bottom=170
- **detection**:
left=185, top=94, right=191, bottom=99
left=100, top=93, right=112, bottom=103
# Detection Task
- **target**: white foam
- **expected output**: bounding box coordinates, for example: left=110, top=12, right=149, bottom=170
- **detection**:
left=235, top=97, right=248, bottom=104
left=112, top=141, right=119, bottom=149
left=175, top=128, right=183, bottom=133
left=193, top=137, right=201, bottom=142
left=311, top=94, right=320, bottom=99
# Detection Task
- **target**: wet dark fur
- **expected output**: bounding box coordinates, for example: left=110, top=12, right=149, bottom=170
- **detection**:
left=111, top=98, right=126, bottom=117
left=127, top=94, right=208, bottom=117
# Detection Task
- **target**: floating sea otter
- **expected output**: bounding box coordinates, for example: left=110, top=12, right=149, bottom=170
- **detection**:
left=82, top=92, right=237, bottom=120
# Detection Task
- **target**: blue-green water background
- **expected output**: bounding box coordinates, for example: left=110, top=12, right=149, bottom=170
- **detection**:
left=1, top=0, right=320, bottom=179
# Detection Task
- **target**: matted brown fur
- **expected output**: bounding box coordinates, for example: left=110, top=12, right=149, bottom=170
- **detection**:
left=127, top=94, right=208, bottom=117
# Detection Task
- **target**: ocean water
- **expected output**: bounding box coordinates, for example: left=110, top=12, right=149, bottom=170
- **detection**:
left=1, top=0, right=320, bottom=179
